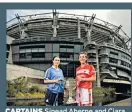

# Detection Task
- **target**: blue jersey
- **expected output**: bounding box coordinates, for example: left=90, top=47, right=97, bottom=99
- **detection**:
left=44, top=66, right=64, bottom=93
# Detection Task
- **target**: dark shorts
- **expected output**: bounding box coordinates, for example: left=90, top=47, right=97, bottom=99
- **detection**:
left=44, top=89, right=64, bottom=106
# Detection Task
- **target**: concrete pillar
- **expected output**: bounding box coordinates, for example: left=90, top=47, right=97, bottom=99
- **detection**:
left=77, top=18, right=81, bottom=39
left=85, top=27, right=92, bottom=42
left=53, top=25, right=57, bottom=37
left=7, top=45, right=13, bottom=64
left=96, top=48, right=101, bottom=87
left=85, top=14, right=96, bottom=42
left=52, top=10, right=58, bottom=37
left=21, top=28, right=28, bottom=39
left=88, top=29, right=92, bottom=42
left=53, top=16, right=57, bottom=37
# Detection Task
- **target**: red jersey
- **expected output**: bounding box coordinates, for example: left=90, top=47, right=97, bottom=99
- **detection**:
left=76, top=64, right=96, bottom=89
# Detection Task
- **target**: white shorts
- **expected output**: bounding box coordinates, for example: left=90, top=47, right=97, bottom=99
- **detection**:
left=76, top=88, right=93, bottom=105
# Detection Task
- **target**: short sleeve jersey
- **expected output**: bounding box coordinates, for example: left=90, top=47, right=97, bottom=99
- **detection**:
left=44, top=66, right=64, bottom=93
left=76, top=64, right=96, bottom=89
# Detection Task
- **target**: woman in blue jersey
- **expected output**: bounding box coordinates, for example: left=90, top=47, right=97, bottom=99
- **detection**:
left=44, top=56, right=64, bottom=106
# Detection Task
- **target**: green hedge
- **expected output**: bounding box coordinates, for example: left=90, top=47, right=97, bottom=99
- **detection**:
left=93, top=87, right=116, bottom=96
left=7, top=77, right=116, bottom=98
left=7, top=77, right=45, bottom=97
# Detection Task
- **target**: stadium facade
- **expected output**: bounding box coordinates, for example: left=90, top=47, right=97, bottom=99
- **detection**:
left=7, top=10, right=131, bottom=91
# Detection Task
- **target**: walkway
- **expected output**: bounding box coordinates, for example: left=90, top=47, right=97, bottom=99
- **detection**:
left=105, top=98, right=131, bottom=106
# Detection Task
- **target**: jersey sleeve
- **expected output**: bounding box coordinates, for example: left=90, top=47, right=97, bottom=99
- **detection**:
left=44, top=68, right=51, bottom=80
left=76, top=68, right=78, bottom=76
left=90, top=65, right=96, bottom=76
left=76, top=67, right=81, bottom=75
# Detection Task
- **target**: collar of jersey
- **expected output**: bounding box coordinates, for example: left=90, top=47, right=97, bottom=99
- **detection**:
left=52, top=66, right=59, bottom=70
left=80, top=63, right=89, bottom=68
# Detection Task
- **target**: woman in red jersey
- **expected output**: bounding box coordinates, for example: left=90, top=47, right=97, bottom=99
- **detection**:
left=76, top=52, right=96, bottom=106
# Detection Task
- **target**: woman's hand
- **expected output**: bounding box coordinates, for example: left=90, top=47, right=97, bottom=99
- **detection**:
left=54, top=79, right=62, bottom=83
left=44, top=79, right=63, bottom=84
left=76, top=76, right=84, bottom=81
left=77, top=77, right=84, bottom=81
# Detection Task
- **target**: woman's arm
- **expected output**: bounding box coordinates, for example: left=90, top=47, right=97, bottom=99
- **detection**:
left=77, top=74, right=96, bottom=82
left=82, top=74, right=96, bottom=82
left=44, top=79, right=61, bottom=84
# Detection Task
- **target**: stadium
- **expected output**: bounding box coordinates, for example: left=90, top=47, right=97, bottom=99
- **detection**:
left=6, top=10, right=131, bottom=92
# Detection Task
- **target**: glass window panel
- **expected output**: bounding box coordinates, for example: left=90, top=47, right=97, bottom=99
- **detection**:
left=59, top=64, right=67, bottom=77
left=26, top=48, right=31, bottom=52
left=53, top=44, right=59, bottom=52
left=45, top=53, right=53, bottom=60
left=67, top=48, right=74, bottom=52
left=7, top=44, right=10, bottom=51
left=53, top=53, right=59, bottom=57
left=32, top=52, right=45, bottom=58
left=39, top=48, right=45, bottom=52
left=109, top=58, right=118, bottom=64
left=60, top=44, right=67, bottom=47
left=69, top=54, right=74, bottom=58
left=60, top=53, right=73, bottom=58
left=74, top=54, right=79, bottom=61
left=14, top=54, right=19, bottom=61
left=32, top=48, right=38, bottom=52
left=20, top=53, right=26, bottom=59
left=38, top=45, right=45, bottom=48
left=110, top=51, right=118, bottom=56
left=60, top=53, right=66, bottom=58
left=68, top=64, right=74, bottom=77
left=63, top=44, right=74, bottom=48
left=20, top=49, right=25, bottom=53
left=60, top=48, right=66, bottom=52
left=26, top=53, right=32, bottom=59
left=45, top=44, right=52, bottom=52
left=60, top=58, right=67, bottom=61
left=74, top=45, right=81, bottom=53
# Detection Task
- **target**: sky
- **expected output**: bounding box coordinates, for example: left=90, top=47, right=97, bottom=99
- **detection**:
left=7, top=9, right=131, bottom=38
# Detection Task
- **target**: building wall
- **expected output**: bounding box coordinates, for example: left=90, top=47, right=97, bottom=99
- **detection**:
left=6, top=64, right=44, bottom=80
left=11, top=39, right=83, bottom=77
left=7, top=35, right=15, bottom=63
left=98, top=43, right=131, bottom=82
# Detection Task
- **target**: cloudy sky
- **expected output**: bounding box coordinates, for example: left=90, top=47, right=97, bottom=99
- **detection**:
left=7, top=9, right=131, bottom=38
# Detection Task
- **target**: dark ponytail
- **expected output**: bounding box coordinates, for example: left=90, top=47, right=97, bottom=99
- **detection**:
left=52, top=56, right=59, bottom=61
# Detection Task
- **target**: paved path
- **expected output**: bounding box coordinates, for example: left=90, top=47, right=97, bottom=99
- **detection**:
left=105, top=98, right=131, bottom=106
